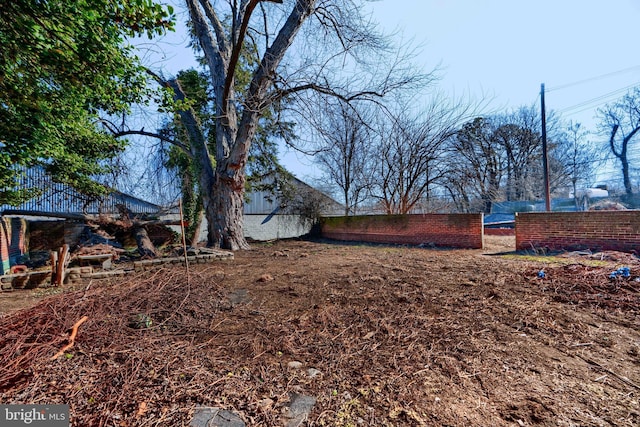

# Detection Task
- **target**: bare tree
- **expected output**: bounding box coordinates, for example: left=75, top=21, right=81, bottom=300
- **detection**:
left=599, top=88, right=640, bottom=197
left=370, top=95, right=474, bottom=214
left=444, top=106, right=575, bottom=212
left=149, top=0, right=428, bottom=249
left=551, top=122, right=599, bottom=208
left=447, top=117, right=504, bottom=212
left=313, top=100, right=374, bottom=215
left=490, top=107, right=543, bottom=201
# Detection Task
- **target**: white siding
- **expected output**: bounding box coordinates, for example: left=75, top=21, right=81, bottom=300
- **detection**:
left=243, top=214, right=312, bottom=241
left=244, top=190, right=280, bottom=215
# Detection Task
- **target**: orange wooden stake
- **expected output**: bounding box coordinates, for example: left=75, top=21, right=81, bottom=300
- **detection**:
left=50, top=315, right=89, bottom=360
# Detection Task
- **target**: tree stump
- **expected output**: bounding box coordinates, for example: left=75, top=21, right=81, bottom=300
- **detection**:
left=134, top=226, right=158, bottom=258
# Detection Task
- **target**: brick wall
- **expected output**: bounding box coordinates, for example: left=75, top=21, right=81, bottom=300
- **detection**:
left=321, top=214, right=484, bottom=249
left=516, top=211, right=640, bottom=252
left=0, top=217, right=27, bottom=274
left=8, top=218, right=27, bottom=264
left=0, top=220, right=9, bottom=274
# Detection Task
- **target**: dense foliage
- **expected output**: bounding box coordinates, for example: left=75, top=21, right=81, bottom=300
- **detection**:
left=0, top=0, right=173, bottom=204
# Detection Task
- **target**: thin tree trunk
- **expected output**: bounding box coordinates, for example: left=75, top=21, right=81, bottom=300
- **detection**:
left=622, top=159, right=633, bottom=196
left=188, top=209, right=205, bottom=246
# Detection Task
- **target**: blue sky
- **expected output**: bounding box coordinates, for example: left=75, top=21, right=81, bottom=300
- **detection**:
left=368, top=0, right=640, bottom=126
left=150, top=1, right=640, bottom=185
left=365, top=0, right=640, bottom=187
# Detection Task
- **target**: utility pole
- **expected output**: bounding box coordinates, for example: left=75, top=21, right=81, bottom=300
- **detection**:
left=540, top=83, right=551, bottom=211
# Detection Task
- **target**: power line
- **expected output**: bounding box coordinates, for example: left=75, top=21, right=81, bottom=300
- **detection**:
left=556, top=82, right=640, bottom=115
left=546, top=65, right=640, bottom=92
left=563, top=84, right=640, bottom=113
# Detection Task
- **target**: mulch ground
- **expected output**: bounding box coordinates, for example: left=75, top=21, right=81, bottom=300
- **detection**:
left=1, top=240, right=639, bottom=426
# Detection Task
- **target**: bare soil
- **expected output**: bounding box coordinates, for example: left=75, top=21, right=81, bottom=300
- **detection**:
left=1, top=237, right=639, bottom=426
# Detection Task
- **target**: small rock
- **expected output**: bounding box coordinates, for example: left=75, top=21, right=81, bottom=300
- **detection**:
left=257, top=274, right=274, bottom=282
left=272, top=251, right=289, bottom=257
left=288, top=361, right=303, bottom=370
left=307, top=368, right=322, bottom=378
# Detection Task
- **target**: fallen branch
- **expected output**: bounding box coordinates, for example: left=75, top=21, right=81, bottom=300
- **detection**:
left=50, top=316, right=89, bottom=361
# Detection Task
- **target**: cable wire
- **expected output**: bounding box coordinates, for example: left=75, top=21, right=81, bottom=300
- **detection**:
left=546, top=65, right=640, bottom=92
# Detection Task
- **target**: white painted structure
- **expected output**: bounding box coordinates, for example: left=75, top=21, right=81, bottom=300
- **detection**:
left=191, top=176, right=343, bottom=242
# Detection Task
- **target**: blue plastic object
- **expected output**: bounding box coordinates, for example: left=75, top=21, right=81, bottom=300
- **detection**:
left=610, top=266, right=631, bottom=279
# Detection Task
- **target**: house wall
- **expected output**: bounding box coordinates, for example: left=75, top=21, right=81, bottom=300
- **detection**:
left=516, top=211, right=640, bottom=252
left=244, top=215, right=312, bottom=241
left=320, top=214, right=484, bottom=249
left=181, top=214, right=313, bottom=243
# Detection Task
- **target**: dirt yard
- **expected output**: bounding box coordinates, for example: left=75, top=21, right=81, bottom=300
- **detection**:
left=1, top=237, right=639, bottom=426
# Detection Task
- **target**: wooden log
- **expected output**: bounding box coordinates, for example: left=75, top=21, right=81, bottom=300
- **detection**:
left=134, top=226, right=158, bottom=258
left=50, top=251, right=59, bottom=286
left=54, top=244, right=70, bottom=286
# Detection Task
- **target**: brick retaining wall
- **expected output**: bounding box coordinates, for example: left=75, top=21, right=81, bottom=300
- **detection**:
left=320, top=214, right=484, bottom=249
left=516, top=211, right=640, bottom=252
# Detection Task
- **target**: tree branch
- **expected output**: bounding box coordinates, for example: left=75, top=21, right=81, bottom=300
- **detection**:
left=198, top=0, right=230, bottom=55
left=273, top=82, right=387, bottom=104
left=187, top=0, right=228, bottom=91
left=609, top=124, right=620, bottom=158
left=222, top=0, right=284, bottom=109
left=232, top=0, right=314, bottom=169
left=111, top=130, right=190, bottom=154
left=166, top=78, right=217, bottom=193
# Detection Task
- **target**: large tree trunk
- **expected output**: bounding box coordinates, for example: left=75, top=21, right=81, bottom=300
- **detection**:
left=180, top=0, right=315, bottom=250
left=207, top=168, right=249, bottom=250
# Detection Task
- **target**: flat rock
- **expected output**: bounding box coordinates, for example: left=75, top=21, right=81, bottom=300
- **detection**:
left=228, top=289, right=249, bottom=306
left=190, top=407, right=245, bottom=427
left=283, top=393, right=316, bottom=427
